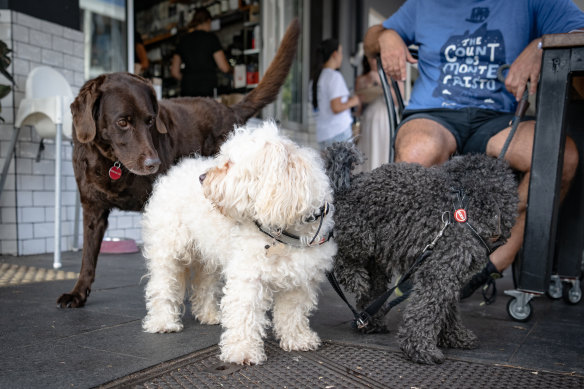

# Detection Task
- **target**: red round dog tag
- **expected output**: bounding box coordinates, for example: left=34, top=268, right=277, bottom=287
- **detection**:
left=454, top=209, right=467, bottom=223
left=109, top=162, right=122, bottom=180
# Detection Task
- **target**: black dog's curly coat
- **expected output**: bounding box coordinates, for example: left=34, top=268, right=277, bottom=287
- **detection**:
left=324, top=143, right=518, bottom=364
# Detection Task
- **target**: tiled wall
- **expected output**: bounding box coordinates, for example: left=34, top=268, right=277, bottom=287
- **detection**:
left=0, top=10, right=143, bottom=257
left=0, top=9, right=317, bottom=258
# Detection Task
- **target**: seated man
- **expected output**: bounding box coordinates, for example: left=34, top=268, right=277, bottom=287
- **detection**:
left=364, top=0, right=584, bottom=303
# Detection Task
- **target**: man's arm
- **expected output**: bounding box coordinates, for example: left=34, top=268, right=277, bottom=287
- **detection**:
left=135, top=42, right=150, bottom=73
left=363, top=24, right=417, bottom=81
left=363, top=24, right=385, bottom=58
left=506, top=0, right=584, bottom=101
left=505, top=38, right=543, bottom=101
left=170, top=54, right=182, bottom=81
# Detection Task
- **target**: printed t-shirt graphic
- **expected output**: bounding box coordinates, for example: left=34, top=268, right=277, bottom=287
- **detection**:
left=433, top=22, right=506, bottom=109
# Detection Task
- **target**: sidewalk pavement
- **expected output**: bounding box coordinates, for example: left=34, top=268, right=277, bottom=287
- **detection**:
left=0, top=250, right=583, bottom=388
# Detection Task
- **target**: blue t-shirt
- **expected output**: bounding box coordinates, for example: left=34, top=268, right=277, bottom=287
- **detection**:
left=383, top=0, right=584, bottom=112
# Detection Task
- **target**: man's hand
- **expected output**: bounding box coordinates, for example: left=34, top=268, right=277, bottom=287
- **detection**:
left=378, top=29, right=417, bottom=82
left=364, top=26, right=417, bottom=82
left=505, top=38, right=543, bottom=101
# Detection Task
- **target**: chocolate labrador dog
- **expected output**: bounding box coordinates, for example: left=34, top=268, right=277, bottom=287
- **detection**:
left=57, top=20, right=300, bottom=308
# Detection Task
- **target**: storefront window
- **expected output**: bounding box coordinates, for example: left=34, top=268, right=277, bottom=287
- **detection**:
left=262, top=0, right=307, bottom=129
left=278, top=0, right=303, bottom=126
left=80, top=0, right=127, bottom=79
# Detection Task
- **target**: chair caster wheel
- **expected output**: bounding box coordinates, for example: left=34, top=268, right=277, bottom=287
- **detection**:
left=506, top=297, right=533, bottom=322
left=546, top=274, right=562, bottom=299
left=562, top=280, right=582, bottom=305
left=504, top=289, right=538, bottom=322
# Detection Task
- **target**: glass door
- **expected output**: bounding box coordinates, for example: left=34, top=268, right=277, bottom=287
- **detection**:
left=80, top=0, right=128, bottom=79
left=261, top=0, right=309, bottom=130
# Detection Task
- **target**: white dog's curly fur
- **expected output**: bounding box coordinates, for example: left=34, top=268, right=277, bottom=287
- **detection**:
left=141, top=121, right=336, bottom=365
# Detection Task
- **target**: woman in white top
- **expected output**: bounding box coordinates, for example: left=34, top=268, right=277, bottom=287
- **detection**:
left=310, top=39, right=360, bottom=150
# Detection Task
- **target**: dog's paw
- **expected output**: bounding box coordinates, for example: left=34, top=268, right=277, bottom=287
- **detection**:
left=356, top=322, right=390, bottom=334
left=57, top=290, right=88, bottom=308
left=279, top=331, right=321, bottom=352
left=439, top=328, right=479, bottom=349
left=193, top=306, right=221, bottom=325
left=219, top=342, right=267, bottom=365
left=355, top=316, right=390, bottom=334
left=197, top=313, right=221, bottom=325
left=142, top=316, right=184, bottom=333
left=401, top=343, right=445, bottom=365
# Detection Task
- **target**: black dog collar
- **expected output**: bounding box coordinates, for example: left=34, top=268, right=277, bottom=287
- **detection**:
left=256, top=202, right=332, bottom=248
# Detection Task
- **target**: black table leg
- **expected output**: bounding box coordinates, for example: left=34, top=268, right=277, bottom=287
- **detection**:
left=518, top=48, right=572, bottom=294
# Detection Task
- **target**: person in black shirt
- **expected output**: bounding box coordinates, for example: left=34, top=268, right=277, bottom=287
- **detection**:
left=171, top=7, right=231, bottom=97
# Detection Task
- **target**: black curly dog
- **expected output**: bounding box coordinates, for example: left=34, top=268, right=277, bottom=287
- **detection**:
left=324, top=142, right=518, bottom=364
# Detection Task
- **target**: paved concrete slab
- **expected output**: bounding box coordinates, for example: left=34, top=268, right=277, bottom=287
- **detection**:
left=0, top=251, right=582, bottom=388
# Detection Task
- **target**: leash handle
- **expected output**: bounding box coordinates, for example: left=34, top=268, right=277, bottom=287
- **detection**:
left=515, top=89, right=530, bottom=118
left=497, top=64, right=530, bottom=160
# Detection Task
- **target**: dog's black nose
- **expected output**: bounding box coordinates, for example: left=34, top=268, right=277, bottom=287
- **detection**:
left=199, top=173, right=207, bottom=184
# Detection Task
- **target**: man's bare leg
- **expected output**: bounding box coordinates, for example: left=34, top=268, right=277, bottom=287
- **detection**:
left=394, top=118, right=457, bottom=165
left=486, top=120, right=579, bottom=273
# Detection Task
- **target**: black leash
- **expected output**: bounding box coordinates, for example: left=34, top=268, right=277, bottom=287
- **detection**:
left=497, top=64, right=530, bottom=160
left=328, top=185, right=502, bottom=329
left=499, top=89, right=529, bottom=159
left=325, top=251, right=428, bottom=330
left=464, top=65, right=527, bottom=305
left=327, top=213, right=450, bottom=330
left=375, top=249, right=433, bottom=319
left=452, top=187, right=505, bottom=305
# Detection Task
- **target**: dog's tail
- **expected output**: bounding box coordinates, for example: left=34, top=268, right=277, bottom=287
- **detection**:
left=323, top=142, right=365, bottom=193
left=232, top=18, right=300, bottom=121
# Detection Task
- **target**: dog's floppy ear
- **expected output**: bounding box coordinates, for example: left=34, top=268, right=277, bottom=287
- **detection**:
left=253, top=142, right=313, bottom=228
left=71, top=75, right=106, bottom=143
left=146, top=83, right=167, bottom=134
left=155, top=111, right=168, bottom=134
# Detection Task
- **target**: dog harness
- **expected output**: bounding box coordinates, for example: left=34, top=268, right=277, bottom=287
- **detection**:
left=454, top=187, right=509, bottom=305
left=329, top=188, right=505, bottom=330
left=256, top=201, right=333, bottom=249
left=451, top=187, right=502, bottom=256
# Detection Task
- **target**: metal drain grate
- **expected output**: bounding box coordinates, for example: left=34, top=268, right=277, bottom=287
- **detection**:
left=0, top=263, right=78, bottom=287
left=98, top=341, right=584, bottom=389
left=314, top=342, right=584, bottom=389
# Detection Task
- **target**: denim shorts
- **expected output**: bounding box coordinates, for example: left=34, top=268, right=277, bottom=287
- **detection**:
left=399, top=108, right=533, bottom=154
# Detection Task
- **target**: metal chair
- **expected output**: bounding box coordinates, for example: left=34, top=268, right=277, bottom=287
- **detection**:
left=376, top=50, right=416, bottom=162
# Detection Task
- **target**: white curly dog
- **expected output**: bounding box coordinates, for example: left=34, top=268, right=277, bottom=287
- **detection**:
left=141, top=121, right=336, bottom=365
